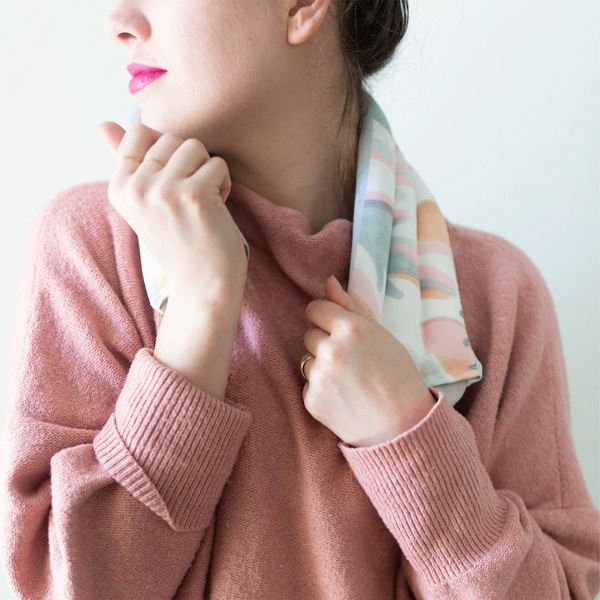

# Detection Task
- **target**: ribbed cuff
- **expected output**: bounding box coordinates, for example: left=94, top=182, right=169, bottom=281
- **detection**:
left=338, top=387, right=506, bottom=586
left=94, top=347, right=253, bottom=532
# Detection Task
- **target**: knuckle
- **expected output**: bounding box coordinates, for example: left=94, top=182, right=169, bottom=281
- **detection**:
left=127, top=178, right=146, bottom=201
left=209, top=155, right=226, bottom=168
left=321, top=343, right=339, bottom=364
left=179, top=184, right=203, bottom=204
left=340, top=316, right=359, bottom=338
left=301, top=382, right=308, bottom=400
left=155, top=179, right=175, bottom=200
left=127, top=123, right=147, bottom=136
left=304, top=392, right=319, bottom=415
left=183, top=137, right=203, bottom=149
left=161, top=132, right=182, bottom=144
left=182, top=183, right=220, bottom=209
left=310, top=368, right=325, bottom=389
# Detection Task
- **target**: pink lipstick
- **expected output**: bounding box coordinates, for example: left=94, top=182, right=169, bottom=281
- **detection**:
left=126, top=63, right=167, bottom=95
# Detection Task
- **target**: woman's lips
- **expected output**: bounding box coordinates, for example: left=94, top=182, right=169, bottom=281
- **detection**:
left=129, top=70, right=167, bottom=95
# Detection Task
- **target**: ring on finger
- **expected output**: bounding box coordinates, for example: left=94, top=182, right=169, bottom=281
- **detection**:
left=300, top=352, right=315, bottom=381
left=143, top=156, right=166, bottom=168
left=140, top=134, right=184, bottom=170
left=117, top=154, right=165, bottom=168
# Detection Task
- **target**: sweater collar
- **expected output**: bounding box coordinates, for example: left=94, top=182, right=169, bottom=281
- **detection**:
left=227, top=180, right=353, bottom=300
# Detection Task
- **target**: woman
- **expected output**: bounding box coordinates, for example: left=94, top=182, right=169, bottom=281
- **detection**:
left=0, top=0, right=598, bottom=598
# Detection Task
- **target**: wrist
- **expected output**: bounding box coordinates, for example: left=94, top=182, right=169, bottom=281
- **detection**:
left=400, top=390, right=437, bottom=433
left=168, top=281, right=245, bottom=310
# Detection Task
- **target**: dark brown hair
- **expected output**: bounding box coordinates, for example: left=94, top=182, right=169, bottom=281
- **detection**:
left=331, top=0, right=410, bottom=219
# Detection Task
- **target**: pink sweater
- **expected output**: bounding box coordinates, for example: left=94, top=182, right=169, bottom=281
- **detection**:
left=1, top=180, right=598, bottom=600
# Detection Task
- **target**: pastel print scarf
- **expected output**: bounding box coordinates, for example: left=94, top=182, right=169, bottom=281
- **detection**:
left=133, top=89, right=483, bottom=406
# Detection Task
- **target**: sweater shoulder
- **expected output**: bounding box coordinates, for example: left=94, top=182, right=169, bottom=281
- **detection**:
left=26, top=180, right=126, bottom=288
left=22, top=180, right=154, bottom=328
left=443, top=219, right=558, bottom=413
left=445, top=217, right=550, bottom=298
left=39, top=180, right=112, bottom=240
left=16, top=180, right=155, bottom=366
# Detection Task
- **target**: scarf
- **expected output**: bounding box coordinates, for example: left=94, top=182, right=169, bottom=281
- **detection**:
left=131, top=90, right=483, bottom=407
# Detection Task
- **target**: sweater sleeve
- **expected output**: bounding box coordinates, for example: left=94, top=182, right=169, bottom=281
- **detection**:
left=337, top=251, right=600, bottom=599
left=0, top=192, right=253, bottom=600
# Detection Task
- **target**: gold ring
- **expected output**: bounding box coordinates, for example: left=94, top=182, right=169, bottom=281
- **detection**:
left=143, top=156, right=166, bottom=168
left=117, top=155, right=142, bottom=162
left=300, top=353, right=314, bottom=381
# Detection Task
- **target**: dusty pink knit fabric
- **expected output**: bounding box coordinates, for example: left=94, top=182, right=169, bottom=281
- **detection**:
left=0, top=180, right=598, bottom=600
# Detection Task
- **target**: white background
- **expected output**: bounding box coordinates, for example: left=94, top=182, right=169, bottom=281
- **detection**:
left=0, top=0, right=598, bottom=597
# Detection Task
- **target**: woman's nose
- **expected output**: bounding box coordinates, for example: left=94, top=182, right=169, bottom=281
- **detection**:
left=103, top=4, right=150, bottom=45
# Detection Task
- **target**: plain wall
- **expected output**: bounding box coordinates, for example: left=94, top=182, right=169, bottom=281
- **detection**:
left=0, top=0, right=598, bottom=597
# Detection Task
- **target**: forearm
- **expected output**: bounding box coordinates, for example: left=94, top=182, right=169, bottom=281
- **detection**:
left=153, top=289, right=244, bottom=402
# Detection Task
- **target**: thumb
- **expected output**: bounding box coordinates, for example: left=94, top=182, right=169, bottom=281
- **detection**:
left=97, top=121, right=126, bottom=159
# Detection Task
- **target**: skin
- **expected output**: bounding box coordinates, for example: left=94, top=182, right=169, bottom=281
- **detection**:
left=103, top=0, right=358, bottom=235
left=102, top=0, right=437, bottom=446
left=304, top=276, right=437, bottom=448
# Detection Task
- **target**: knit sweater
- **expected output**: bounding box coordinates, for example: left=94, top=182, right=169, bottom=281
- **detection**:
left=1, top=180, right=598, bottom=600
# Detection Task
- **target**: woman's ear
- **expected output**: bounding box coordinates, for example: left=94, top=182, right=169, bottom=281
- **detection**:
left=287, top=0, right=332, bottom=46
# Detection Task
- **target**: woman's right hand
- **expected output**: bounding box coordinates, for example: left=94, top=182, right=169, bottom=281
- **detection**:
left=97, top=121, right=248, bottom=300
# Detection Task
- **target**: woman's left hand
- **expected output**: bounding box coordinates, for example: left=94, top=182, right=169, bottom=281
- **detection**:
left=302, top=275, right=437, bottom=448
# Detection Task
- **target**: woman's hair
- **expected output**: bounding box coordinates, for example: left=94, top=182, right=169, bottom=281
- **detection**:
left=330, top=0, right=409, bottom=218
